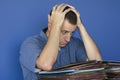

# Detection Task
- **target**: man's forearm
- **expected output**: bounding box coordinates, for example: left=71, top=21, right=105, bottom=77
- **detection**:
left=36, top=4, right=72, bottom=71
left=36, top=27, right=60, bottom=71
left=78, top=23, right=102, bottom=61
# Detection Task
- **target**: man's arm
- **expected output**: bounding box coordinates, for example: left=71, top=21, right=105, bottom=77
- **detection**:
left=72, top=9, right=102, bottom=61
left=78, top=23, right=102, bottom=61
left=36, top=4, right=73, bottom=71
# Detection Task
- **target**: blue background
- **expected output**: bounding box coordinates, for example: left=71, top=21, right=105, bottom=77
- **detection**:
left=0, top=0, right=120, bottom=80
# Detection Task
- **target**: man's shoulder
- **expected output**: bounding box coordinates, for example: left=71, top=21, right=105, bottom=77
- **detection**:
left=69, top=36, right=84, bottom=47
left=21, top=34, right=44, bottom=46
left=71, top=36, right=82, bottom=43
left=24, top=35, right=41, bottom=42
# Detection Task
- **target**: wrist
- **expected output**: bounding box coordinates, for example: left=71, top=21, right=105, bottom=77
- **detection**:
left=77, top=23, right=83, bottom=29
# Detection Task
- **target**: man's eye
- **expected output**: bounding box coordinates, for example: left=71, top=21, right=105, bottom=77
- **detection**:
left=70, top=32, right=73, bottom=36
left=62, top=31, right=67, bottom=35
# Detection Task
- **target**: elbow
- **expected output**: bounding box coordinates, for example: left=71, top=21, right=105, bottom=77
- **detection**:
left=96, top=57, right=102, bottom=61
left=87, top=52, right=102, bottom=61
left=42, top=64, right=53, bottom=71
left=36, top=60, right=53, bottom=71
left=88, top=56, right=102, bottom=61
left=95, top=54, right=102, bottom=61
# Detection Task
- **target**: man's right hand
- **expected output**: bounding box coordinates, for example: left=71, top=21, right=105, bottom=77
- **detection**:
left=48, top=4, right=73, bottom=30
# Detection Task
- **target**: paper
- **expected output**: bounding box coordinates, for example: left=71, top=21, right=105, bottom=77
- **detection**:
left=68, top=68, right=105, bottom=75
left=37, top=69, right=75, bottom=75
left=37, top=68, right=105, bottom=75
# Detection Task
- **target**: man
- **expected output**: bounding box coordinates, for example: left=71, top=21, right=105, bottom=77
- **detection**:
left=20, top=4, right=102, bottom=80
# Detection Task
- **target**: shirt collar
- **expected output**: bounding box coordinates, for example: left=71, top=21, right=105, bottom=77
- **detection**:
left=40, top=29, right=48, bottom=41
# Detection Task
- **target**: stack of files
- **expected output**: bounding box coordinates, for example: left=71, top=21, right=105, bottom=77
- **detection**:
left=103, top=61, right=120, bottom=79
left=37, top=68, right=106, bottom=80
left=106, top=67, right=120, bottom=79
left=54, top=60, right=107, bottom=70
left=95, top=61, right=120, bottom=79
left=36, top=60, right=120, bottom=80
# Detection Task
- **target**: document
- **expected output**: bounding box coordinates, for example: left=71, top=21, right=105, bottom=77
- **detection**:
left=37, top=68, right=105, bottom=75
left=37, top=69, right=75, bottom=75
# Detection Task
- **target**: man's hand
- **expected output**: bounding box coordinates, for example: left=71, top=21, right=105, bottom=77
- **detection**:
left=48, top=4, right=74, bottom=30
left=71, top=8, right=102, bottom=61
left=69, top=8, right=82, bottom=28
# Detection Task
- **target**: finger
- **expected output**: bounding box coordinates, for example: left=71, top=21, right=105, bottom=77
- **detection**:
left=57, top=4, right=75, bottom=12
left=58, top=4, right=76, bottom=13
left=65, top=4, right=75, bottom=9
left=71, top=9, right=80, bottom=17
left=76, top=10, right=80, bottom=17
left=56, top=3, right=66, bottom=12
left=63, top=8, right=73, bottom=15
left=59, top=4, right=69, bottom=12
left=52, top=5, right=58, bottom=14
left=70, top=9, right=82, bottom=24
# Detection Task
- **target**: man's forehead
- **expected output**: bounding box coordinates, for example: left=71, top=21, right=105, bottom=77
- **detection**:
left=61, top=27, right=76, bottom=33
left=61, top=24, right=76, bottom=32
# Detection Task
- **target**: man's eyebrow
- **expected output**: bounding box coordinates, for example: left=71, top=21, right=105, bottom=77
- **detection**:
left=61, top=30, right=70, bottom=33
left=61, top=30, right=70, bottom=32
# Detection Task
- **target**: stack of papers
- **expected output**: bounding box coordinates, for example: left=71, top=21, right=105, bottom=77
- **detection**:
left=37, top=69, right=75, bottom=75
left=37, top=68, right=104, bottom=75
left=36, top=60, right=120, bottom=80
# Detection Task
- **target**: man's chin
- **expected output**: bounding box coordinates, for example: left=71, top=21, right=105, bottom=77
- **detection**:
left=59, top=44, right=66, bottom=47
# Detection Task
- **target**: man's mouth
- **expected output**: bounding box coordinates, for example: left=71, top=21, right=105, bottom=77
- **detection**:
left=64, top=42, right=68, bottom=45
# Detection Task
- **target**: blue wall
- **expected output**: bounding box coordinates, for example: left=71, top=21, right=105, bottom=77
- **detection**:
left=0, top=0, right=120, bottom=80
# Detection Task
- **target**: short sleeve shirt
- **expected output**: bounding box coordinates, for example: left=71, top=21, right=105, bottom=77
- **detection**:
left=19, top=29, right=88, bottom=80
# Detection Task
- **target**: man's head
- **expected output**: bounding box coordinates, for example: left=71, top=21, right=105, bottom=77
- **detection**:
left=48, top=4, right=77, bottom=47
left=49, top=6, right=77, bottom=25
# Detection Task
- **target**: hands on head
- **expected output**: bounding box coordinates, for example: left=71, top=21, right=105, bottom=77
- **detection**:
left=36, top=4, right=102, bottom=71
left=48, top=4, right=82, bottom=30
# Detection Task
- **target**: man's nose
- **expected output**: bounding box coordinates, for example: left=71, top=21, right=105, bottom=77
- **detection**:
left=65, top=35, right=71, bottom=42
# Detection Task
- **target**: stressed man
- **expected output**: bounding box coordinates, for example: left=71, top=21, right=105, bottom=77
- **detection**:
left=20, top=4, right=102, bottom=80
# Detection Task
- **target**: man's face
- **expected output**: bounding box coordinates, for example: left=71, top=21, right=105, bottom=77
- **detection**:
left=59, top=19, right=77, bottom=47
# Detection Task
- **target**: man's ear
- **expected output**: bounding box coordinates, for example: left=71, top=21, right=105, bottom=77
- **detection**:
left=48, top=15, right=51, bottom=23
left=48, top=14, right=52, bottom=31
left=48, top=15, right=51, bottom=31
left=48, top=22, right=51, bottom=31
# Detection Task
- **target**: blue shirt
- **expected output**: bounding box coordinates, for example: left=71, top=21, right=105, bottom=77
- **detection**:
left=20, top=29, right=87, bottom=80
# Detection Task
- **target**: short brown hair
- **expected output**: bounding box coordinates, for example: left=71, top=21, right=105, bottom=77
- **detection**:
left=50, top=6, right=77, bottom=25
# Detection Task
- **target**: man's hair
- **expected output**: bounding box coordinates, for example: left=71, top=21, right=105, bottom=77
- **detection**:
left=50, top=6, right=77, bottom=25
